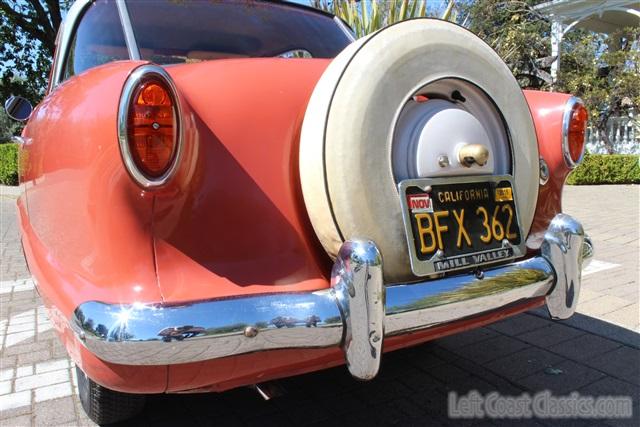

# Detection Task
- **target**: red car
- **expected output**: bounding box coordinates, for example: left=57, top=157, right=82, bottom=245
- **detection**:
left=7, top=0, right=593, bottom=424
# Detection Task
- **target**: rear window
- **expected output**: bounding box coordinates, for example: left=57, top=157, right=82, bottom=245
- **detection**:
left=126, top=0, right=352, bottom=64
left=63, top=0, right=127, bottom=81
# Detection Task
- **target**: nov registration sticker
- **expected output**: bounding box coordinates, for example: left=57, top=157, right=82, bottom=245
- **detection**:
left=398, top=176, right=526, bottom=276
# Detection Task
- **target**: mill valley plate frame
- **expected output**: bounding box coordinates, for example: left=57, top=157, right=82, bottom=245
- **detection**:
left=398, top=175, right=527, bottom=276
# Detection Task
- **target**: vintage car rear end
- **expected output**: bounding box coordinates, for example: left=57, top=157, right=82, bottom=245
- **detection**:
left=14, top=0, right=592, bottom=424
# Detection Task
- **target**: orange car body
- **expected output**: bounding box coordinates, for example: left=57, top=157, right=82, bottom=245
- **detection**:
left=18, top=57, right=572, bottom=393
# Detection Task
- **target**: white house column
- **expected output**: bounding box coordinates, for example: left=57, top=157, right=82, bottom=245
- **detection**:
left=550, top=19, right=564, bottom=85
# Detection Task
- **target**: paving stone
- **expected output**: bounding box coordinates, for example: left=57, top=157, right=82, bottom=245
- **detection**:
left=0, top=380, right=11, bottom=395
left=582, top=345, right=640, bottom=385
left=17, top=350, right=51, bottom=366
left=402, top=345, right=447, bottom=371
left=408, top=383, right=450, bottom=422
left=386, top=398, right=426, bottom=418
left=451, top=335, right=531, bottom=364
left=3, top=332, right=34, bottom=348
left=484, top=347, right=564, bottom=380
left=0, top=390, right=31, bottom=412
left=35, top=359, right=69, bottom=375
left=4, top=341, right=50, bottom=357
left=601, top=303, right=640, bottom=329
left=577, top=296, right=635, bottom=317
left=34, top=382, right=72, bottom=403
left=516, top=323, right=586, bottom=348
left=283, top=402, right=331, bottom=425
left=0, top=368, right=14, bottom=381
left=517, top=360, right=606, bottom=394
left=317, top=390, right=368, bottom=416
left=15, top=369, right=69, bottom=392
left=578, top=377, right=639, bottom=427
left=435, top=327, right=499, bottom=349
left=0, top=404, right=32, bottom=422
left=355, top=379, right=412, bottom=405
left=33, top=397, right=76, bottom=426
left=487, top=313, right=552, bottom=336
left=0, top=356, right=17, bottom=369
left=398, top=367, right=445, bottom=392
left=544, top=312, right=640, bottom=349
left=15, top=366, right=33, bottom=378
left=0, top=413, right=31, bottom=427
left=548, top=334, right=623, bottom=362
left=428, top=360, right=475, bottom=384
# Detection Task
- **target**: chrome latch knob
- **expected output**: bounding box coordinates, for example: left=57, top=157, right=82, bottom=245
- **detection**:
left=458, top=143, right=490, bottom=167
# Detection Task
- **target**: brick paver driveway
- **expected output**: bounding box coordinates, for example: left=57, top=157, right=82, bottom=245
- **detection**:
left=1, top=185, right=638, bottom=426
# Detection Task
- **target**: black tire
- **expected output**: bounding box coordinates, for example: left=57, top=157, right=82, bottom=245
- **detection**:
left=76, top=366, right=146, bottom=425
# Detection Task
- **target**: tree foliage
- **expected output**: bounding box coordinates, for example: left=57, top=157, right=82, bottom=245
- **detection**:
left=311, top=0, right=455, bottom=38
left=558, top=27, right=639, bottom=153
left=0, top=107, right=22, bottom=143
left=318, top=0, right=639, bottom=153
left=0, top=0, right=67, bottom=105
left=461, top=0, right=553, bottom=89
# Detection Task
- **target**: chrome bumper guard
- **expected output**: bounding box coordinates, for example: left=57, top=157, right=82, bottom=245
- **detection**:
left=72, top=214, right=591, bottom=380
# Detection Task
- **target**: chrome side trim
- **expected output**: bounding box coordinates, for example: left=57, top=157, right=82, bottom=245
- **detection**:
left=562, top=97, right=586, bottom=169
left=116, top=0, right=141, bottom=60
left=332, top=240, right=384, bottom=380
left=334, top=16, right=357, bottom=41
left=117, top=64, right=184, bottom=189
left=542, top=214, right=586, bottom=319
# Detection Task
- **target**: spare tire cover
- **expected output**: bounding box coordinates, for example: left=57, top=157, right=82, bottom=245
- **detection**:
left=299, top=19, right=538, bottom=283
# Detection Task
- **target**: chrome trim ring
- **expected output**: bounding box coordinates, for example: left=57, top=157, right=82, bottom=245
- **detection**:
left=562, top=96, right=586, bottom=169
left=117, top=64, right=183, bottom=189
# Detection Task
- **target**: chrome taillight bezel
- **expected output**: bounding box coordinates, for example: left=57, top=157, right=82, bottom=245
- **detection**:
left=117, top=64, right=183, bottom=189
left=561, top=96, right=587, bottom=169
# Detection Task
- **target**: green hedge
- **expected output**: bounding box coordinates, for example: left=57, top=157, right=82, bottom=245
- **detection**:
left=567, top=153, right=640, bottom=185
left=0, top=143, right=19, bottom=186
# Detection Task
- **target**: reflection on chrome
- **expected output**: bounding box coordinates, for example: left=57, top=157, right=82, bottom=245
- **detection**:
left=542, top=213, right=588, bottom=320
left=71, top=214, right=590, bottom=378
left=332, top=240, right=384, bottom=380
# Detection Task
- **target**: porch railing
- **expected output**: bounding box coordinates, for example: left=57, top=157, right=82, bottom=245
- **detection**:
left=585, top=113, right=639, bottom=155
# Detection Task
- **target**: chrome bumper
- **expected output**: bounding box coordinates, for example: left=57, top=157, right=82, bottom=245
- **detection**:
left=71, top=214, right=591, bottom=380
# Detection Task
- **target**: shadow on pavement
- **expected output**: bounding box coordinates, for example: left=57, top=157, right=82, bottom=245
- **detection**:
left=114, top=310, right=639, bottom=427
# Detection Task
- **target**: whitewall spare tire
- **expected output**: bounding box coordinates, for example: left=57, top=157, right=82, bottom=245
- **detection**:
left=300, top=19, right=538, bottom=283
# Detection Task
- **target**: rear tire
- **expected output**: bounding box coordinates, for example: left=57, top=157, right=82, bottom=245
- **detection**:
left=76, top=366, right=146, bottom=425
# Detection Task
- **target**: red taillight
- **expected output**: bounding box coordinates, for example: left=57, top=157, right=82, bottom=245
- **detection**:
left=563, top=99, right=588, bottom=167
left=568, top=103, right=588, bottom=163
left=127, top=80, right=177, bottom=178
